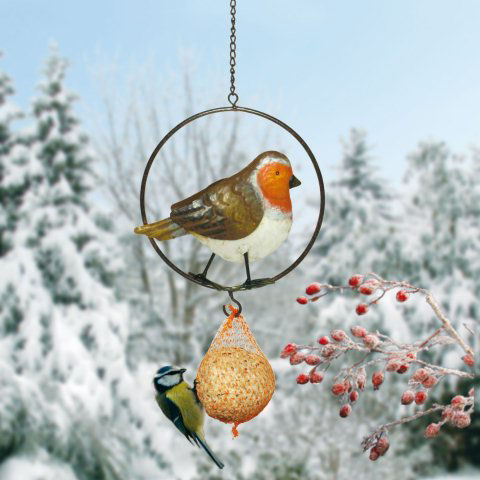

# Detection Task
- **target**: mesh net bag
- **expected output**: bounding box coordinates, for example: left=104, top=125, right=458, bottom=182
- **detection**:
left=196, top=305, right=275, bottom=436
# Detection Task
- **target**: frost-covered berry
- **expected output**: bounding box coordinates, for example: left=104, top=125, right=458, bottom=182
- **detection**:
left=425, top=423, right=441, bottom=438
left=422, top=375, right=438, bottom=388
left=331, top=329, right=346, bottom=342
left=369, top=448, right=380, bottom=461
left=339, top=404, right=352, bottom=418
left=332, top=383, right=346, bottom=396
left=343, top=379, right=352, bottom=392
left=462, top=354, right=474, bottom=367
left=280, top=343, right=297, bottom=358
left=290, top=352, right=305, bottom=365
left=356, top=370, right=367, bottom=390
left=375, top=437, right=390, bottom=455
left=309, top=371, right=324, bottom=383
left=415, top=390, right=428, bottom=405
left=412, top=368, right=429, bottom=382
left=348, top=275, right=363, bottom=287
left=451, top=395, right=466, bottom=410
left=396, top=290, right=409, bottom=302
left=317, top=336, right=329, bottom=345
left=451, top=411, right=471, bottom=429
left=401, top=390, right=415, bottom=405
left=356, top=303, right=369, bottom=315
left=364, top=334, right=379, bottom=349
left=306, top=283, right=322, bottom=295
left=359, top=285, right=374, bottom=295
left=296, top=296, right=308, bottom=305
left=406, top=352, right=416, bottom=360
left=351, top=325, right=367, bottom=338
left=296, top=373, right=309, bottom=384
left=386, top=359, right=401, bottom=372
left=321, top=344, right=336, bottom=357
left=305, top=354, right=321, bottom=366
left=372, top=371, right=384, bottom=390
left=396, top=364, right=409, bottom=374
left=349, top=390, right=359, bottom=403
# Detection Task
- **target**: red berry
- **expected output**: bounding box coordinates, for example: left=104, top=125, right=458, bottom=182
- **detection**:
left=305, top=354, right=321, bottom=366
left=386, top=359, right=401, bottom=372
left=396, top=364, right=409, bottom=374
left=306, top=283, right=322, bottom=295
left=356, top=303, right=368, bottom=315
left=331, top=329, right=346, bottom=342
left=296, top=296, right=308, bottom=305
left=321, top=344, right=336, bottom=357
left=415, top=390, right=428, bottom=405
left=451, top=395, right=466, bottom=410
left=406, top=352, right=416, bottom=360
left=350, top=325, right=367, bottom=338
left=309, top=371, right=324, bottom=383
left=348, top=275, right=363, bottom=287
left=369, top=448, right=380, bottom=461
left=401, top=390, right=415, bottom=405
left=412, top=368, right=429, bottom=382
left=359, top=285, right=374, bottom=295
left=280, top=343, right=297, bottom=358
left=343, top=379, right=352, bottom=392
left=349, top=390, right=359, bottom=403
left=364, top=334, right=379, bottom=349
left=331, top=383, right=346, bottom=396
left=451, top=411, right=471, bottom=429
left=296, top=373, right=309, bottom=384
left=425, top=423, right=441, bottom=438
left=289, top=352, right=305, bottom=365
left=372, top=371, right=384, bottom=390
left=339, top=404, right=352, bottom=418
left=442, top=407, right=454, bottom=421
left=462, top=354, right=474, bottom=367
left=317, top=336, right=329, bottom=345
left=422, top=375, right=438, bottom=388
left=375, top=437, right=390, bottom=455
left=356, top=369, right=367, bottom=390
left=396, top=290, right=409, bottom=302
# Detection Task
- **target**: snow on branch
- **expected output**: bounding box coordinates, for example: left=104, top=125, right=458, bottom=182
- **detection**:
left=282, top=273, right=476, bottom=461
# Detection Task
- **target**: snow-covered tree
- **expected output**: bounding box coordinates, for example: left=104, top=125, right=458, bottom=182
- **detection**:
left=0, top=55, right=25, bottom=257
left=0, top=47, right=169, bottom=479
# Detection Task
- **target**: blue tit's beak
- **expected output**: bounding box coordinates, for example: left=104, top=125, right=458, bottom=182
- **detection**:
left=178, top=368, right=187, bottom=374
left=289, top=175, right=301, bottom=189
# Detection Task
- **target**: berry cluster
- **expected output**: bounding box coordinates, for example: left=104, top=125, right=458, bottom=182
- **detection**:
left=285, top=273, right=475, bottom=461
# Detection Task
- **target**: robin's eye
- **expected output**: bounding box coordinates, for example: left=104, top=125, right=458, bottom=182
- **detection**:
left=275, top=171, right=280, bottom=175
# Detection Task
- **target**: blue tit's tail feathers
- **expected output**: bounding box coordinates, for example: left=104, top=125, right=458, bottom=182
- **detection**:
left=134, top=218, right=187, bottom=241
left=193, top=433, right=224, bottom=469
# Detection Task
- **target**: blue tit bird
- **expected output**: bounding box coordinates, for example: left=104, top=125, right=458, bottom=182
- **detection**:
left=153, top=365, right=224, bottom=469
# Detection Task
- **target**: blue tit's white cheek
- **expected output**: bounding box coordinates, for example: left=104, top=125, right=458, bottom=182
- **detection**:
left=158, top=374, right=181, bottom=387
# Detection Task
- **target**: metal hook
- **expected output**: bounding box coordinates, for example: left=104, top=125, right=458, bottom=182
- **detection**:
left=222, top=290, right=242, bottom=316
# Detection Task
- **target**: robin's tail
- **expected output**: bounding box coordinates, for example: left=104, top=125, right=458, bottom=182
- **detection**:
left=134, top=218, right=187, bottom=241
left=193, top=433, right=224, bottom=469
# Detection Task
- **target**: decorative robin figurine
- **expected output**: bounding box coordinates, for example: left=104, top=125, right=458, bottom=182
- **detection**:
left=134, top=151, right=301, bottom=287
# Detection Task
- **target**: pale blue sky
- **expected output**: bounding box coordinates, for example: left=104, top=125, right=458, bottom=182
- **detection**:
left=2, top=0, right=480, bottom=181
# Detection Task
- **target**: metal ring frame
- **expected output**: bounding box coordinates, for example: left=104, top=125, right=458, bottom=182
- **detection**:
left=139, top=105, right=325, bottom=292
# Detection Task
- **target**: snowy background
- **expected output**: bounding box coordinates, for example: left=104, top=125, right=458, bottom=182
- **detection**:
left=1, top=1, right=479, bottom=479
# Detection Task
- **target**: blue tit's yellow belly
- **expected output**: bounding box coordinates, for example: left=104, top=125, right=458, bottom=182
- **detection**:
left=166, top=382, right=205, bottom=434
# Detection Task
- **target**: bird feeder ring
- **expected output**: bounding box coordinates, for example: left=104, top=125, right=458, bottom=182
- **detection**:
left=139, top=105, right=325, bottom=292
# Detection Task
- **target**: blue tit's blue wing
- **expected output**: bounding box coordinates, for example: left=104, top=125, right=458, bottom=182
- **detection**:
left=156, top=393, right=195, bottom=445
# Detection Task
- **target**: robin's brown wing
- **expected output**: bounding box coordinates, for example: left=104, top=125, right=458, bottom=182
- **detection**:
left=170, top=178, right=263, bottom=241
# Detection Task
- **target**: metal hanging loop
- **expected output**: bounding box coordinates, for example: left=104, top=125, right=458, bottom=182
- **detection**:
left=228, top=0, right=238, bottom=107
left=223, top=290, right=242, bottom=317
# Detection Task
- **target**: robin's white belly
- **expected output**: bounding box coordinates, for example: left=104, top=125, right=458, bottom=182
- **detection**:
left=193, top=211, right=292, bottom=263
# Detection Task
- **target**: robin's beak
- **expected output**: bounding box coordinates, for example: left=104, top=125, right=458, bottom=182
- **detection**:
left=289, top=175, right=301, bottom=189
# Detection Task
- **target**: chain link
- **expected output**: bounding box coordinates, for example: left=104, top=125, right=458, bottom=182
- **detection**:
left=228, top=0, right=239, bottom=107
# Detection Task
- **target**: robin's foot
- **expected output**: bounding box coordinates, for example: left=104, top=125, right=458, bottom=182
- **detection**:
left=238, top=277, right=275, bottom=290
left=189, top=272, right=225, bottom=290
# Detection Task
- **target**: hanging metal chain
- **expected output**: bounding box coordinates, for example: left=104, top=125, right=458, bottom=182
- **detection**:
left=228, top=0, right=239, bottom=107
